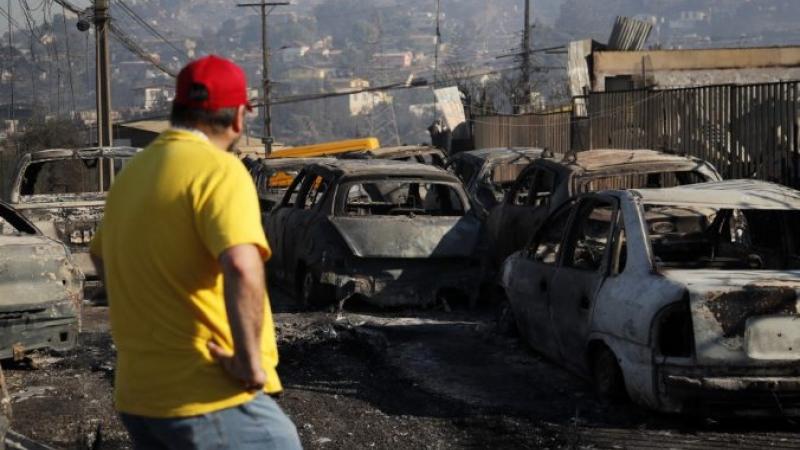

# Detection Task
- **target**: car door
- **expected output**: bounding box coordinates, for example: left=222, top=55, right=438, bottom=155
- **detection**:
left=504, top=200, right=576, bottom=359
left=266, top=172, right=306, bottom=280
left=290, top=173, right=333, bottom=269
left=491, top=166, right=557, bottom=267
left=281, top=173, right=331, bottom=280
left=548, top=195, right=618, bottom=368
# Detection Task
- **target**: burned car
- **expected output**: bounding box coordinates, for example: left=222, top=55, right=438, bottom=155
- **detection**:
left=501, top=180, right=800, bottom=416
left=0, top=200, right=82, bottom=359
left=251, top=157, right=335, bottom=215
left=339, top=145, right=446, bottom=167
left=4, top=147, right=140, bottom=293
left=486, top=149, right=721, bottom=271
left=266, top=159, right=483, bottom=307
left=445, top=147, right=557, bottom=215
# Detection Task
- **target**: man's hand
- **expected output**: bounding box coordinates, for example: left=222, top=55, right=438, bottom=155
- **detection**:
left=217, top=244, right=267, bottom=392
left=207, top=341, right=266, bottom=392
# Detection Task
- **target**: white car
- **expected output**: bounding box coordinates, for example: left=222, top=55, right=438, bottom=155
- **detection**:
left=501, top=180, right=800, bottom=416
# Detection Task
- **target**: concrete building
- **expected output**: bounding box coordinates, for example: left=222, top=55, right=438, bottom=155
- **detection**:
left=589, top=46, right=800, bottom=92
left=133, top=85, right=175, bottom=111
left=329, top=78, right=391, bottom=116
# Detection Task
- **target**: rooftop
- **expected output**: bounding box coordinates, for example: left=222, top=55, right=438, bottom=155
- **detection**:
left=458, top=147, right=549, bottom=163
left=566, top=149, right=711, bottom=172
left=27, top=147, right=142, bottom=160
left=311, top=159, right=457, bottom=180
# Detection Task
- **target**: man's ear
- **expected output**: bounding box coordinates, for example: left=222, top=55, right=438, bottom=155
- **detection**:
left=232, top=105, right=246, bottom=134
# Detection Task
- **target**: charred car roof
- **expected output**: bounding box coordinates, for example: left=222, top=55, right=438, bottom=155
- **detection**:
left=255, top=157, right=336, bottom=170
left=561, top=149, right=713, bottom=174
left=454, top=147, right=549, bottom=163
left=25, top=146, right=141, bottom=161
left=342, top=145, right=444, bottom=159
left=307, top=159, right=460, bottom=181
left=626, top=179, right=800, bottom=210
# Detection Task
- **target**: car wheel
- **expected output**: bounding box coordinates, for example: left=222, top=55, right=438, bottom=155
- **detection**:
left=297, top=267, right=333, bottom=309
left=495, top=297, right=518, bottom=337
left=591, top=346, right=627, bottom=401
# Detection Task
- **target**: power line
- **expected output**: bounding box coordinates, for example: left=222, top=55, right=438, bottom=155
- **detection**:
left=114, top=0, right=183, bottom=57
left=61, top=3, right=75, bottom=114
left=108, top=21, right=177, bottom=77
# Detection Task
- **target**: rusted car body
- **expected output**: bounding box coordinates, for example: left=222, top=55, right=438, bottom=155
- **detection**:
left=486, top=149, right=722, bottom=271
left=445, top=147, right=556, bottom=215
left=502, top=180, right=800, bottom=416
left=250, top=157, right=335, bottom=216
left=5, top=147, right=140, bottom=292
left=0, top=201, right=82, bottom=359
left=340, top=145, right=447, bottom=167
left=266, top=159, right=483, bottom=307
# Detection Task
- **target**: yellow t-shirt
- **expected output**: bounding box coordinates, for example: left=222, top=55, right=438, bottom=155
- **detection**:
left=90, top=128, right=282, bottom=418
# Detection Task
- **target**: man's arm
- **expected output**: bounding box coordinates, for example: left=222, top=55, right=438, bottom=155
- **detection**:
left=207, top=244, right=266, bottom=391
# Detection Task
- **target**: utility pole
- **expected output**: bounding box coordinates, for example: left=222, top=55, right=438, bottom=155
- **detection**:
left=7, top=0, right=14, bottom=123
left=520, top=0, right=532, bottom=112
left=95, top=0, right=112, bottom=147
left=236, top=1, right=288, bottom=155
left=432, top=0, right=440, bottom=122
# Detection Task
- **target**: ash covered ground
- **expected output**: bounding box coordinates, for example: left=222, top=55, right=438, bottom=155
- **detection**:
left=4, top=290, right=800, bottom=450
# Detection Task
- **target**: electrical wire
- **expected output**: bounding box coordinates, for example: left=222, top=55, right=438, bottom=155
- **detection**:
left=467, top=90, right=669, bottom=129
left=61, top=3, right=75, bottom=114
left=114, top=0, right=183, bottom=57
left=108, top=21, right=177, bottom=77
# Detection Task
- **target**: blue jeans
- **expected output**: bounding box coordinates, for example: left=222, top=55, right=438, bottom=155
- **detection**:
left=120, top=393, right=302, bottom=450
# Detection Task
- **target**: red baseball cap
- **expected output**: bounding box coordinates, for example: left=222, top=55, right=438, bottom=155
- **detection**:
left=174, top=55, right=252, bottom=111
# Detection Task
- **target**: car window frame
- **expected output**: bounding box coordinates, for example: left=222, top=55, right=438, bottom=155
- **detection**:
left=279, top=170, right=307, bottom=208
left=301, top=174, right=332, bottom=211
left=560, top=195, right=620, bottom=275
left=529, top=167, right=557, bottom=208
left=506, top=166, right=538, bottom=206
left=525, top=198, right=579, bottom=265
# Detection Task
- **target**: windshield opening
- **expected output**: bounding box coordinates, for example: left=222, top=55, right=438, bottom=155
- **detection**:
left=339, top=179, right=465, bottom=217
left=645, top=204, right=800, bottom=270
left=488, top=163, right=529, bottom=202
left=20, top=157, right=129, bottom=196
left=447, top=159, right=478, bottom=186
left=581, top=170, right=709, bottom=192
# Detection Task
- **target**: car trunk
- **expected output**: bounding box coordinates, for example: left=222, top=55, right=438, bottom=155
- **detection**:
left=663, top=270, right=800, bottom=365
left=329, top=215, right=481, bottom=258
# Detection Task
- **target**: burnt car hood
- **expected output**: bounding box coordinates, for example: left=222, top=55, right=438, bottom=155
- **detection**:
left=663, top=270, right=800, bottom=365
left=12, top=201, right=103, bottom=249
left=0, top=235, right=83, bottom=310
left=329, top=215, right=481, bottom=258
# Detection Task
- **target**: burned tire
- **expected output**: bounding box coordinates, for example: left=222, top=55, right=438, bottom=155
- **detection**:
left=495, top=297, right=518, bottom=337
left=591, top=345, right=627, bottom=401
left=297, top=266, right=333, bottom=309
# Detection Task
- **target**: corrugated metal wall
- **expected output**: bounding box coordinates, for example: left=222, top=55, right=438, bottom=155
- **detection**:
left=586, top=81, right=800, bottom=187
left=472, top=80, right=800, bottom=188
left=472, top=110, right=572, bottom=153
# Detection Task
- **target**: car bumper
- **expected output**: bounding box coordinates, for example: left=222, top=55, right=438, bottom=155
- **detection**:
left=0, top=300, right=80, bottom=360
left=658, top=366, right=800, bottom=416
left=320, top=265, right=482, bottom=307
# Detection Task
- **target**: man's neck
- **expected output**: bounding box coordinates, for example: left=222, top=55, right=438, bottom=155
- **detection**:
left=174, top=125, right=234, bottom=153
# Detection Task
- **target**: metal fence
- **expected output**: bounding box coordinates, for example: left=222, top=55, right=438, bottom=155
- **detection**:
left=473, top=80, right=800, bottom=188
left=586, top=81, right=800, bottom=186
left=472, top=109, right=572, bottom=153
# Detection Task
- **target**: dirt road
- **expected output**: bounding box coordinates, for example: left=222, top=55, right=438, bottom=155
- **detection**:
left=3, top=290, right=800, bottom=449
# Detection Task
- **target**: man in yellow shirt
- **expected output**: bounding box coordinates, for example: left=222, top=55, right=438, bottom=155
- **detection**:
left=90, top=55, right=301, bottom=449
